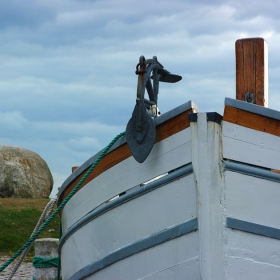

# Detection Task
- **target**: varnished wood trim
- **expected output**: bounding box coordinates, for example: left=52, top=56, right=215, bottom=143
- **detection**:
left=223, top=105, right=280, bottom=137
left=235, top=38, right=268, bottom=106
left=59, top=109, right=193, bottom=207
left=155, top=109, right=191, bottom=142
left=72, top=166, right=79, bottom=173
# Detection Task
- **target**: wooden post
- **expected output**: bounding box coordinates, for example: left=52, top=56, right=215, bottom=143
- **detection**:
left=235, top=38, right=268, bottom=107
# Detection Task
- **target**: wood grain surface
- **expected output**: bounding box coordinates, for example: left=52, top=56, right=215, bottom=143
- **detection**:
left=235, top=38, right=268, bottom=106
left=223, top=105, right=280, bottom=137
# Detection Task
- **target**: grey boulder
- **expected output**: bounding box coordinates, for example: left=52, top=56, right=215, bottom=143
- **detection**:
left=0, top=146, right=53, bottom=198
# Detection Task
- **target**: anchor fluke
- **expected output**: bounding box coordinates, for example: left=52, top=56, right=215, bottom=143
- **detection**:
left=126, top=103, right=156, bottom=163
left=154, top=68, right=182, bottom=83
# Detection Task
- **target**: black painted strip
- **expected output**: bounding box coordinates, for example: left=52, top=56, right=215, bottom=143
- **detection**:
left=58, top=164, right=193, bottom=254
left=188, top=112, right=222, bottom=124
left=227, top=217, right=280, bottom=240
left=68, top=218, right=198, bottom=280
left=224, top=160, right=280, bottom=183
left=225, top=97, right=280, bottom=121
left=207, top=112, right=223, bottom=124
left=188, top=113, right=197, bottom=122
left=58, top=100, right=198, bottom=202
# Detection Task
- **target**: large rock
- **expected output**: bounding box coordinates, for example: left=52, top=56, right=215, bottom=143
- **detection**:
left=0, top=146, right=53, bottom=198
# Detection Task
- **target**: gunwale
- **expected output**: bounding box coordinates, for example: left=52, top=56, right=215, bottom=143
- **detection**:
left=57, top=101, right=198, bottom=207
left=223, top=98, right=280, bottom=137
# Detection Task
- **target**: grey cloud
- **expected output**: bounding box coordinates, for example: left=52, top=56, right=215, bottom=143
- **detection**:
left=0, top=111, right=27, bottom=132
left=0, top=1, right=56, bottom=30
left=228, top=0, right=280, bottom=20
left=1, top=0, right=280, bottom=198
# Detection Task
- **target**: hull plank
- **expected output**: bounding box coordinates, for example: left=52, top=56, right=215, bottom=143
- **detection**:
left=225, top=171, right=280, bottom=229
left=59, top=109, right=193, bottom=205
left=85, top=234, right=199, bottom=280
left=226, top=230, right=280, bottom=279
left=61, top=173, right=197, bottom=279
left=222, top=121, right=280, bottom=170
left=223, top=105, right=280, bottom=137
left=62, top=127, right=192, bottom=231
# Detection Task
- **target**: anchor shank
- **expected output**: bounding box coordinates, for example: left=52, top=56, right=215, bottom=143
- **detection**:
left=135, top=63, right=146, bottom=143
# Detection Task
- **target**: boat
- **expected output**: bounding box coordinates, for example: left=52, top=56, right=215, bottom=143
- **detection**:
left=57, top=37, right=280, bottom=279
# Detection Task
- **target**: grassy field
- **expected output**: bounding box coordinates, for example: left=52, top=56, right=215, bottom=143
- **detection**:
left=0, top=198, right=60, bottom=257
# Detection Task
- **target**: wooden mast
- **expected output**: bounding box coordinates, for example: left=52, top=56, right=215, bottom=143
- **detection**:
left=235, top=38, right=268, bottom=107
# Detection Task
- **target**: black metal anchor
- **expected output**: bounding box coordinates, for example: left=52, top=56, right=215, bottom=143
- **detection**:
left=126, top=56, right=182, bottom=163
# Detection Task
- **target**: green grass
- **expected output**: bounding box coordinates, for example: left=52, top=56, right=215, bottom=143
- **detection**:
left=0, top=198, right=60, bottom=257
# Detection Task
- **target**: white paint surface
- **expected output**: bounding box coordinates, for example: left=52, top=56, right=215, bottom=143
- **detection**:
left=225, top=229, right=280, bottom=279
left=87, top=233, right=199, bottom=280
left=225, top=171, right=280, bottom=228
left=191, top=113, right=225, bottom=280
left=222, top=121, right=280, bottom=170
left=61, top=174, right=197, bottom=279
left=62, top=127, right=191, bottom=231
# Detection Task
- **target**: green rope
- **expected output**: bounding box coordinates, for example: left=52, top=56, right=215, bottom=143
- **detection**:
left=32, top=256, right=59, bottom=268
left=57, top=219, right=62, bottom=279
left=0, top=131, right=126, bottom=273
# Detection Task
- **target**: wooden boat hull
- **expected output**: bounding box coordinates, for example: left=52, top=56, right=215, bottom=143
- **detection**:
left=58, top=98, right=280, bottom=279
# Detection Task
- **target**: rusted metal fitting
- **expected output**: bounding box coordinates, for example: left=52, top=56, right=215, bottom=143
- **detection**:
left=245, top=92, right=255, bottom=103
left=135, top=62, right=146, bottom=75
left=135, top=56, right=146, bottom=75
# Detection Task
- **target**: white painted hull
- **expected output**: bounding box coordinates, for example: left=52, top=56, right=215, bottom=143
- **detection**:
left=58, top=98, right=280, bottom=279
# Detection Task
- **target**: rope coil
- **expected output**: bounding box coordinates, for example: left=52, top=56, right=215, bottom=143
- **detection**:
left=32, top=256, right=59, bottom=268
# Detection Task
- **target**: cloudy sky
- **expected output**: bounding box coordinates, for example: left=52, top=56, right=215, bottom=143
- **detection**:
left=1, top=0, right=280, bottom=197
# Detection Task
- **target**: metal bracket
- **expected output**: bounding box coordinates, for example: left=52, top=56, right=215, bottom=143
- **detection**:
left=245, top=92, right=255, bottom=103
